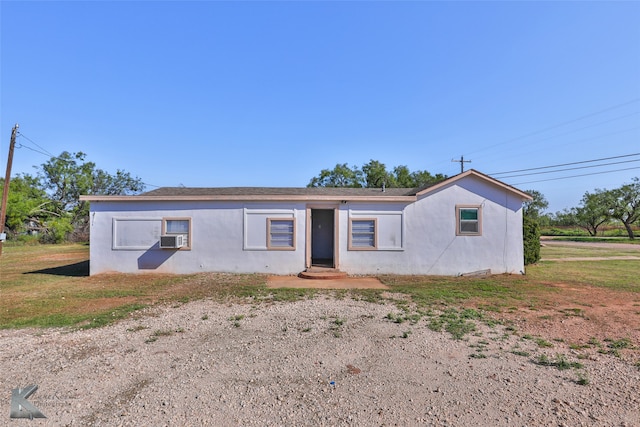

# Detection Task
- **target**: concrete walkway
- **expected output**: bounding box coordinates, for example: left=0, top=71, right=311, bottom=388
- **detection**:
left=540, top=238, right=640, bottom=250
left=266, top=275, right=389, bottom=289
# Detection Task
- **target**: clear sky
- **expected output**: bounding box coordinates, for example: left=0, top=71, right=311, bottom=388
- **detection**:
left=1, top=1, right=639, bottom=213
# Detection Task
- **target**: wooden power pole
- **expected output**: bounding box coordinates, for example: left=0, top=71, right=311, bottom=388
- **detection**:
left=0, top=123, right=19, bottom=256
left=451, top=155, right=471, bottom=174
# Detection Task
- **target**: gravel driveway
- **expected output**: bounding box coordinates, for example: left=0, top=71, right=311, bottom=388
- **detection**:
left=2, top=298, right=638, bottom=426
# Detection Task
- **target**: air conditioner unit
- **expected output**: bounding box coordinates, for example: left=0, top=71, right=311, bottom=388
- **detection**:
left=160, top=234, right=184, bottom=249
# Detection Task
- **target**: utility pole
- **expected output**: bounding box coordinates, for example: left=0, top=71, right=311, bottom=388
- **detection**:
left=451, top=155, right=471, bottom=174
left=0, top=124, right=19, bottom=256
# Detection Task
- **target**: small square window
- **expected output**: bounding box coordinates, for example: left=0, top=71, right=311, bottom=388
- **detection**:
left=349, top=218, right=377, bottom=250
left=267, top=218, right=295, bottom=250
left=456, top=206, right=481, bottom=236
left=162, top=217, right=191, bottom=249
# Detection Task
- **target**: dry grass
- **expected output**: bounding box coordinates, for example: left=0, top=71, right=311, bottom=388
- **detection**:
left=0, top=244, right=270, bottom=328
left=1, top=242, right=638, bottom=331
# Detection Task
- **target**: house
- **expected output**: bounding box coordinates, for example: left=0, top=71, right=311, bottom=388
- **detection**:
left=80, top=169, right=532, bottom=276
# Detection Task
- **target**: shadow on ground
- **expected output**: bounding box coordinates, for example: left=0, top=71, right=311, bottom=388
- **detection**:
left=26, top=260, right=89, bottom=277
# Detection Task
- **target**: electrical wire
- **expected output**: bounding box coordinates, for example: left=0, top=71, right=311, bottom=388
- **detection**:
left=510, top=166, right=640, bottom=186
left=15, top=143, right=57, bottom=159
left=472, top=111, right=640, bottom=163
left=479, top=126, right=640, bottom=169
left=13, top=132, right=160, bottom=190
left=496, top=159, right=640, bottom=179
left=17, top=133, right=56, bottom=158
left=464, top=98, right=640, bottom=157
left=489, top=153, right=640, bottom=176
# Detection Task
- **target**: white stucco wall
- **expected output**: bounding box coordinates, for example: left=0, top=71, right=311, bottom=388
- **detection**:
left=89, top=201, right=308, bottom=275
left=338, top=176, right=525, bottom=275
left=87, top=175, right=526, bottom=276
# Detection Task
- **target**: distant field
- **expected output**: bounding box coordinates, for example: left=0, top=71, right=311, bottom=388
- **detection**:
left=541, top=225, right=640, bottom=239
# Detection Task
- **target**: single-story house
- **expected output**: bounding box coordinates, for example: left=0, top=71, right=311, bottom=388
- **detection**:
left=80, top=169, right=532, bottom=276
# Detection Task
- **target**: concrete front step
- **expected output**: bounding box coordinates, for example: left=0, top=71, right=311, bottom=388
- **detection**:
left=298, top=268, right=348, bottom=280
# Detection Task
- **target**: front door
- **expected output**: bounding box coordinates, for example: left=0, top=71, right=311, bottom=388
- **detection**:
left=310, top=209, right=335, bottom=267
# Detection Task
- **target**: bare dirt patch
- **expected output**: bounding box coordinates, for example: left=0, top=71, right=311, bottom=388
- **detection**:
left=483, top=282, right=640, bottom=349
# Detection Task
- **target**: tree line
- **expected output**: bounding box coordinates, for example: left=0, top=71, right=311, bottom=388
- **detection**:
left=524, top=178, right=640, bottom=240
left=307, top=160, right=447, bottom=188
left=3, top=151, right=637, bottom=243
left=1, top=151, right=144, bottom=243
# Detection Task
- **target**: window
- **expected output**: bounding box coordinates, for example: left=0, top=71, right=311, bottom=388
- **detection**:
left=349, top=218, right=377, bottom=250
left=162, top=217, right=191, bottom=249
left=267, top=218, right=295, bottom=250
left=456, top=206, right=482, bottom=236
left=112, top=218, right=161, bottom=250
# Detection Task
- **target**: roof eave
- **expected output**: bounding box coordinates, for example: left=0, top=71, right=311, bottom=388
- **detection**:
left=79, top=195, right=417, bottom=203
left=415, top=169, right=533, bottom=201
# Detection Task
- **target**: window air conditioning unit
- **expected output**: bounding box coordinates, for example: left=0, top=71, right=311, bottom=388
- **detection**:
left=160, top=234, right=185, bottom=249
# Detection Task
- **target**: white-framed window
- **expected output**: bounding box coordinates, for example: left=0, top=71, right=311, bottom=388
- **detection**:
left=162, top=217, right=192, bottom=249
left=348, top=218, right=377, bottom=250
left=456, top=206, right=482, bottom=236
left=267, top=218, right=296, bottom=250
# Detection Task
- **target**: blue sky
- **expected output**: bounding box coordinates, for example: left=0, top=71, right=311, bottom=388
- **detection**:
left=1, top=1, right=639, bottom=213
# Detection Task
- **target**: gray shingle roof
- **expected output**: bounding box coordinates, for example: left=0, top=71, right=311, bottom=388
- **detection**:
left=142, top=186, right=419, bottom=197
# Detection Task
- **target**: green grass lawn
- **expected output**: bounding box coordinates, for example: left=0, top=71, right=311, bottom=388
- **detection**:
left=1, top=242, right=638, bottom=329
left=540, top=244, right=640, bottom=258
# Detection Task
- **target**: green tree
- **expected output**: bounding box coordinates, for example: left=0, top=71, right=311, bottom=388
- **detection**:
left=549, top=208, right=578, bottom=227
left=574, top=190, right=611, bottom=236
left=307, top=163, right=364, bottom=188
left=520, top=190, right=546, bottom=264
left=308, top=161, right=447, bottom=189
left=1, top=174, right=53, bottom=237
left=392, top=165, right=414, bottom=187
left=362, top=160, right=395, bottom=188
left=523, top=189, right=549, bottom=219
left=607, top=177, right=640, bottom=239
left=408, top=170, right=448, bottom=188
left=523, top=215, right=541, bottom=265
left=38, top=151, right=145, bottom=239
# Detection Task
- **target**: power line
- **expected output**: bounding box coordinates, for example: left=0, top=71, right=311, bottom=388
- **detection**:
left=465, top=98, right=640, bottom=157
left=489, top=153, right=640, bottom=176
left=473, top=111, right=640, bottom=164
left=13, top=132, right=160, bottom=190
left=15, top=143, right=58, bottom=159
left=496, top=159, right=640, bottom=179
left=510, top=166, right=640, bottom=186
left=431, top=98, right=640, bottom=172
left=16, top=133, right=56, bottom=158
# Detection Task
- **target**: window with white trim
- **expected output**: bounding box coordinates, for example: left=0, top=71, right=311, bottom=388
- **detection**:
left=162, top=217, right=192, bottom=249
left=349, top=218, right=377, bottom=250
left=456, top=206, right=482, bottom=236
left=267, top=218, right=295, bottom=250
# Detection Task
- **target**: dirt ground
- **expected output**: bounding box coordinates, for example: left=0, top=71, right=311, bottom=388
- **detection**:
left=2, top=242, right=639, bottom=425
left=512, top=240, right=640, bottom=346
left=265, top=240, right=640, bottom=349
left=266, top=274, right=640, bottom=349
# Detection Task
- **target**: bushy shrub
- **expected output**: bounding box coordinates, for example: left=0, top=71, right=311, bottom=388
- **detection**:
left=541, top=226, right=586, bottom=237
left=523, top=215, right=541, bottom=265
left=40, top=217, right=74, bottom=244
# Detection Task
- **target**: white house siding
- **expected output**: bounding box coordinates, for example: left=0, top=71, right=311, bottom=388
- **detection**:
left=414, top=176, right=523, bottom=275
left=89, top=201, right=308, bottom=275
left=86, top=173, right=527, bottom=276
left=339, top=177, right=525, bottom=275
